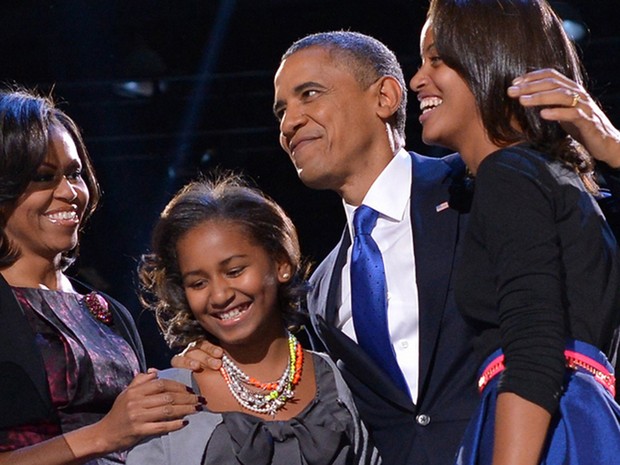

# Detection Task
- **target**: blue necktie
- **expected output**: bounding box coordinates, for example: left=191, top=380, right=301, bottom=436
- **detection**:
left=350, top=205, right=410, bottom=396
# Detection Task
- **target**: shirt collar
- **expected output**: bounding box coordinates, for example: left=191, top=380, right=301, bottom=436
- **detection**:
left=344, top=148, right=412, bottom=232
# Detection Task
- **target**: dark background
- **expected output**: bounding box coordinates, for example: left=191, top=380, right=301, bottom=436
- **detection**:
left=2, top=0, right=618, bottom=366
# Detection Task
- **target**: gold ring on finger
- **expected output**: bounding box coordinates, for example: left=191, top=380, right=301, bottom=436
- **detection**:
left=569, top=92, right=580, bottom=108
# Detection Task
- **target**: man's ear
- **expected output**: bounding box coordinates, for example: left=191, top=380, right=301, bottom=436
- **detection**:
left=375, top=76, right=403, bottom=120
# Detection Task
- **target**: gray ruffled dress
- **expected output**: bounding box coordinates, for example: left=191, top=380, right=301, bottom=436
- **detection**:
left=127, top=352, right=380, bottom=465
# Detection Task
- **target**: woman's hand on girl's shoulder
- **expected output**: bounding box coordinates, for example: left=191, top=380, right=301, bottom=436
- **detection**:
left=76, top=370, right=205, bottom=455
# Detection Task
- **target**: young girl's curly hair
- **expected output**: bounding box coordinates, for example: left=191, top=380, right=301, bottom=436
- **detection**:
left=139, top=173, right=310, bottom=348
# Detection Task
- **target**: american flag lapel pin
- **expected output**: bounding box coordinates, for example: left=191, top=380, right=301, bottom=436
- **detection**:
left=435, top=201, right=450, bottom=212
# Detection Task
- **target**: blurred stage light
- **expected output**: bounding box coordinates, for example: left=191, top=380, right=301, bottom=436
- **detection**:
left=114, top=34, right=167, bottom=98
left=551, top=1, right=588, bottom=43
left=562, top=19, right=587, bottom=43
left=113, top=80, right=167, bottom=98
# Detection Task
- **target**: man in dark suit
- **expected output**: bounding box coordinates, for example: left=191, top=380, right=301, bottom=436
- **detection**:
left=273, top=31, right=477, bottom=465
left=176, top=31, right=477, bottom=465
left=273, top=31, right=620, bottom=464
left=174, top=32, right=620, bottom=465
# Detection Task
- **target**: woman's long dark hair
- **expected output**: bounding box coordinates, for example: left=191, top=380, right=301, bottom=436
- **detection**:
left=428, top=0, right=594, bottom=182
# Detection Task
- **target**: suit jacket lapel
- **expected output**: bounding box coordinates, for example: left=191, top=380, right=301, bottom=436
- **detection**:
left=410, top=153, right=463, bottom=400
left=323, top=216, right=414, bottom=410
left=324, top=229, right=349, bottom=326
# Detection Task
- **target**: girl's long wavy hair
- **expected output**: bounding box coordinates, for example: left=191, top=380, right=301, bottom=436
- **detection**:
left=428, top=0, right=596, bottom=190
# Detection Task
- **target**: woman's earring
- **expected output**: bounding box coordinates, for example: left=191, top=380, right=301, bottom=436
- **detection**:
left=282, top=272, right=290, bottom=280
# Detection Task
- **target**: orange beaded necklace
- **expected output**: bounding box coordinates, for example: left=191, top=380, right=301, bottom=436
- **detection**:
left=219, top=331, right=303, bottom=417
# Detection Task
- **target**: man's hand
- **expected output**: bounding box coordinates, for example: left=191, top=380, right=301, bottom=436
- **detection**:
left=171, top=340, right=224, bottom=372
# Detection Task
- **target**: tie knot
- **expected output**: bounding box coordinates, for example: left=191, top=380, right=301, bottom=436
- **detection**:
left=353, top=205, right=379, bottom=236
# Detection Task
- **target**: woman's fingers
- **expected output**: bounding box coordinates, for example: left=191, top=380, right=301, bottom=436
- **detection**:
left=508, top=68, right=586, bottom=108
left=123, top=375, right=204, bottom=413
left=508, top=68, right=620, bottom=167
left=94, top=373, right=206, bottom=452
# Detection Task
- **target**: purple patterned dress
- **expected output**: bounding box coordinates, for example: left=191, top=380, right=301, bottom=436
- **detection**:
left=0, top=288, right=140, bottom=464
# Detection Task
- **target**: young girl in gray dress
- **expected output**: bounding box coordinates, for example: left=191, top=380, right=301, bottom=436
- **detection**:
left=131, top=174, right=379, bottom=465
